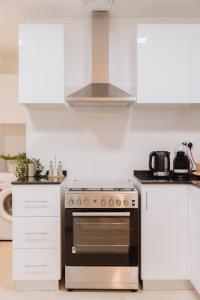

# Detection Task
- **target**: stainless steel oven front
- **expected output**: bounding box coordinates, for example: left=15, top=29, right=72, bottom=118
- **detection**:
left=65, top=190, right=139, bottom=290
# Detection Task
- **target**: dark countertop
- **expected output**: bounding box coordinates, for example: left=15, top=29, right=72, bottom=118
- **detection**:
left=12, top=176, right=66, bottom=185
left=134, top=170, right=200, bottom=188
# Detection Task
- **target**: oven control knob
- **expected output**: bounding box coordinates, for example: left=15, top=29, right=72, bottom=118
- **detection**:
left=76, top=199, right=81, bottom=206
left=101, top=199, right=106, bottom=207
left=124, top=199, right=129, bottom=207
left=68, top=199, right=74, bottom=206
left=109, top=199, right=114, bottom=207
left=116, top=199, right=121, bottom=207
left=84, top=199, right=89, bottom=206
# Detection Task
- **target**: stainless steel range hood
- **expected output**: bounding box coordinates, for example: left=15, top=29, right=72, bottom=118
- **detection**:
left=66, top=11, right=136, bottom=106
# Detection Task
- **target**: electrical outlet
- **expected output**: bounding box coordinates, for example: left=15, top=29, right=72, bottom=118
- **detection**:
left=188, top=142, right=193, bottom=149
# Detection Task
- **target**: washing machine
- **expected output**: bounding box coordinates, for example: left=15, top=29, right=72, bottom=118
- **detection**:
left=0, top=173, right=16, bottom=240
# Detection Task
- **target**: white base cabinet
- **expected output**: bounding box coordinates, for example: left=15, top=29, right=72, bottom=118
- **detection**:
left=141, top=185, right=188, bottom=280
left=189, top=186, right=200, bottom=293
left=13, top=249, right=60, bottom=281
left=12, top=184, right=64, bottom=290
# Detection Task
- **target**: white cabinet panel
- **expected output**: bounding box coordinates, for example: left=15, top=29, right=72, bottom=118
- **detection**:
left=12, top=185, right=60, bottom=217
left=19, top=24, right=64, bottom=104
left=13, top=249, right=60, bottom=280
left=189, top=186, right=200, bottom=293
left=191, top=25, right=200, bottom=103
left=137, top=24, right=190, bottom=103
left=13, top=217, right=60, bottom=249
left=141, top=185, right=188, bottom=280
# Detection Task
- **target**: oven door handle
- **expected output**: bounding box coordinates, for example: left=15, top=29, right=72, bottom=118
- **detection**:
left=72, top=212, right=130, bottom=217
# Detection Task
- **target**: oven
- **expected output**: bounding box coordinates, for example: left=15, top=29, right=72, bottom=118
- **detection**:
left=65, top=186, right=139, bottom=290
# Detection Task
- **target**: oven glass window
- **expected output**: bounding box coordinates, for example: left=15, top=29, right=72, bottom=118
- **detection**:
left=73, top=216, right=130, bottom=254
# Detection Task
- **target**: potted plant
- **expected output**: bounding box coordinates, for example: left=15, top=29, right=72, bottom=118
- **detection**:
left=0, top=153, right=26, bottom=173
left=15, top=155, right=44, bottom=180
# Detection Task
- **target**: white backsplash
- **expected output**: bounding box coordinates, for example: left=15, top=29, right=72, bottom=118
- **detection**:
left=27, top=105, right=200, bottom=180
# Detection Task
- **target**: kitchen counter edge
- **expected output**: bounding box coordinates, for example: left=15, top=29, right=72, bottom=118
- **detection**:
left=134, top=170, right=200, bottom=189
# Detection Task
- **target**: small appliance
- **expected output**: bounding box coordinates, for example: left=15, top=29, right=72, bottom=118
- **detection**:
left=65, top=180, right=139, bottom=291
left=173, top=151, right=190, bottom=180
left=149, top=151, right=170, bottom=177
left=0, top=172, right=15, bottom=240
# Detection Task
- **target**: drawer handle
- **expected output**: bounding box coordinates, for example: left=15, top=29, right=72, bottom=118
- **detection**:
left=23, top=201, right=49, bottom=203
left=25, top=238, right=48, bottom=242
left=26, top=271, right=48, bottom=275
left=23, top=206, right=50, bottom=209
left=24, top=264, right=48, bottom=268
left=24, top=233, right=48, bottom=236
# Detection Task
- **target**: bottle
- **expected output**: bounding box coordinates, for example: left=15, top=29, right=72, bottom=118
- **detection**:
left=57, top=161, right=63, bottom=177
left=48, top=161, right=54, bottom=177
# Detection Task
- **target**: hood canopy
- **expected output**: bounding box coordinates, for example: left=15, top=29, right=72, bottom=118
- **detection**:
left=66, top=11, right=135, bottom=106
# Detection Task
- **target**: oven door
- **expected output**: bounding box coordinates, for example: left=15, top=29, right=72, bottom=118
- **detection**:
left=65, top=209, right=139, bottom=266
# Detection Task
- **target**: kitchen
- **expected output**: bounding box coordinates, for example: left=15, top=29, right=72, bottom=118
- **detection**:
left=0, top=0, right=200, bottom=299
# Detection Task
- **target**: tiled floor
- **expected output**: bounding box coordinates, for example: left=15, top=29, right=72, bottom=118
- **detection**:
left=0, top=242, right=199, bottom=300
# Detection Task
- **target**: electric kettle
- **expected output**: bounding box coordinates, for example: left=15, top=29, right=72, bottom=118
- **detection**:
left=149, top=151, right=170, bottom=177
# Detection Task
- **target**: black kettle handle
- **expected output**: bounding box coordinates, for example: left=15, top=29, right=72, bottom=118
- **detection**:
left=149, top=151, right=156, bottom=172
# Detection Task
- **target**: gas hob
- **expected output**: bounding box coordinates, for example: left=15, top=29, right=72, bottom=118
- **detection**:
left=65, top=180, right=138, bottom=209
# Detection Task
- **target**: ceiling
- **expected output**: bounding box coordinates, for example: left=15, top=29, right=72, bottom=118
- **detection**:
left=1, top=0, right=200, bottom=56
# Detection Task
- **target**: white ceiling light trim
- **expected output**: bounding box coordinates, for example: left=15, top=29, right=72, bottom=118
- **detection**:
left=83, top=0, right=114, bottom=10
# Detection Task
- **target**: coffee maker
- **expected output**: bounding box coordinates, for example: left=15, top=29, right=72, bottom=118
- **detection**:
left=149, top=151, right=170, bottom=177
left=173, top=151, right=190, bottom=180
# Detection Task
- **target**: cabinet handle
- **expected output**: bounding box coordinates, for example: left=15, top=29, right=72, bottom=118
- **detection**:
left=23, top=201, right=49, bottom=203
left=146, top=192, right=148, bottom=210
left=23, top=232, right=48, bottom=235
left=24, top=264, right=48, bottom=268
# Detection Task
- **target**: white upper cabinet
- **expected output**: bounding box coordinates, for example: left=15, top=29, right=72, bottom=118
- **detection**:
left=19, top=24, right=64, bottom=104
left=137, top=24, right=190, bottom=104
left=191, top=25, right=200, bottom=103
left=141, top=185, right=188, bottom=280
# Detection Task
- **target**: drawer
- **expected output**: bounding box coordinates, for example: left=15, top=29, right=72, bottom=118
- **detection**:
left=13, top=249, right=61, bottom=280
left=13, top=217, right=60, bottom=249
left=13, top=185, right=60, bottom=217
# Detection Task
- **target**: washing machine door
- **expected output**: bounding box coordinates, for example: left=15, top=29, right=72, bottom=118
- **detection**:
left=0, top=188, right=12, bottom=222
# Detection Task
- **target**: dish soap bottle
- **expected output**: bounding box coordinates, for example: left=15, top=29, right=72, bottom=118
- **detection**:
left=57, top=161, right=63, bottom=177
left=49, top=161, right=54, bottom=177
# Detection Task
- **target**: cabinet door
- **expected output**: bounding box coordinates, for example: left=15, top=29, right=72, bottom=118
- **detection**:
left=13, top=217, right=60, bottom=249
left=19, top=24, right=64, bottom=104
left=189, top=186, right=200, bottom=293
left=13, top=249, right=60, bottom=280
left=141, top=185, right=188, bottom=280
left=12, top=185, right=60, bottom=217
left=191, top=25, right=200, bottom=103
left=137, top=24, right=190, bottom=103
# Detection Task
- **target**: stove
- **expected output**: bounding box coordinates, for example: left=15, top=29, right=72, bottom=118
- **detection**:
left=64, top=180, right=139, bottom=291
left=65, top=180, right=137, bottom=209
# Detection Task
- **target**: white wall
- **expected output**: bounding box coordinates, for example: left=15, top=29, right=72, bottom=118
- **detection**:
left=0, top=53, right=3, bottom=72
left=0, top=53, right=18, bottom=74
left=0, top=75, right=26, bottom=123
left=0, top=124, right=26, bottom=172
left=26, top=17, right=200, bottom=180
left=27, top=105, right=200, bottom=180
left=3, top=56, right=18, bottom=74
left=2, top=124, right=26, bottom=154
left=0, top=125, right=4, bottom=171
